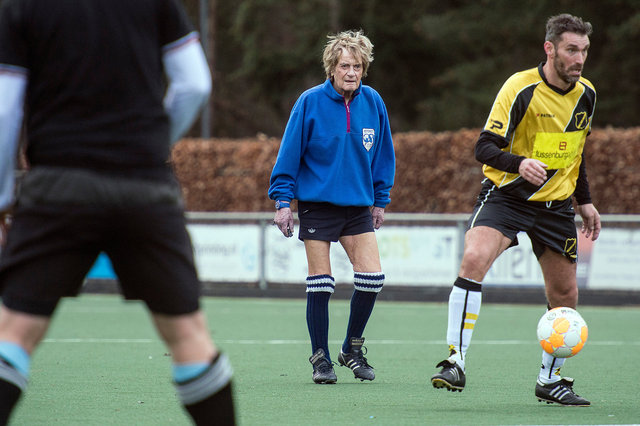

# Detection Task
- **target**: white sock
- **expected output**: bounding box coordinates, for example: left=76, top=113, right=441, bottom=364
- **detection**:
left=446, top=278, right=482, bottom=371
left=538, top=351, right=565, bottom=384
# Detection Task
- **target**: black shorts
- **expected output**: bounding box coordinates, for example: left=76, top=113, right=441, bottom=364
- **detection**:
left=0, top=169, right=200, bottom=316
left=297, top=201, right=374, bottom=242
left=468, top=180, right=578, bottom=262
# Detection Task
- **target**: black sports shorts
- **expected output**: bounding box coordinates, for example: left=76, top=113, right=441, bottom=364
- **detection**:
left=297, top=201, right=374, bottom=242
left=468, top=180, right=578, bottom=262
left=0, top=168, right=201, bottom=316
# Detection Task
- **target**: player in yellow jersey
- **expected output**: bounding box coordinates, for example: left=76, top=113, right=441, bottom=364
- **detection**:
left=431, top=14, right=600, bottom=406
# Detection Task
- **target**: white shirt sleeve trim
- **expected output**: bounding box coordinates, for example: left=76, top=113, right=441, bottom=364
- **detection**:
left=0, top=71, right=27, bottom=211
left=162, top=39, right=212, bottom=144
left=162, top=31, right=200, bottom=53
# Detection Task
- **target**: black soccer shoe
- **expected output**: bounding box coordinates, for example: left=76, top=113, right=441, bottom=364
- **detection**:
left=338, top=337, right=375, bottom=381
left=431, top=359, right=465, bottom=392
left=309, top=349, right=337, bottom=384
left=535, top=378, right=590, bottom=406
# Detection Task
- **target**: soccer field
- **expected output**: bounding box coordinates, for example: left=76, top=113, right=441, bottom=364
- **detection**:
left=10, top=295, right=640, bottom=425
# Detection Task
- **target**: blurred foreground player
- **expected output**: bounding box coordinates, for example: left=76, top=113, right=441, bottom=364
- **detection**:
left=0, top=0, right=235, bottom=424
left=430, top=14, right=600, bottom=406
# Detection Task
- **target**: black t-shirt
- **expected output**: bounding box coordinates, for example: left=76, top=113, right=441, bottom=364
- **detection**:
left=0, top=0, right=194, bottom=180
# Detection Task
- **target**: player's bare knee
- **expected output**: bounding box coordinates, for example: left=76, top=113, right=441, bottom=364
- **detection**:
left=548, top=286, right=578, bottom=309
left=458, top=253, right=491, bottom=282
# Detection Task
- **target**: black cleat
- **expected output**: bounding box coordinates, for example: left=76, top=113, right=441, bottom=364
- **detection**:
left=338, top=337, right=375, bottom=381
left=309, top=349, right=337, bottom=384
left=535, top=378, right=590, bottom=406
left=431, top=359, right=465, bottom=392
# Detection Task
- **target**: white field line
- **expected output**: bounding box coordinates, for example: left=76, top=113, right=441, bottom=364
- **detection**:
left=41, top=338, right=639, bottom=345
left=43, top=338, right=154, bottom=343
left=218, top=339, right=640, bottom=346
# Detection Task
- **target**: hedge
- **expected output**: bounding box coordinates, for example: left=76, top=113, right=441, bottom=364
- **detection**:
left=171, top=127, right=640, bottom=214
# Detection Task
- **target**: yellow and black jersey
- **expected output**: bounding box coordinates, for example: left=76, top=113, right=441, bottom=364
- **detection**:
left=482, top=63, right=596, bottom=202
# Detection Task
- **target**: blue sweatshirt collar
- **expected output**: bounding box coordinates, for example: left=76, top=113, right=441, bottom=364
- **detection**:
left=322, top=79, right=362, bottom=102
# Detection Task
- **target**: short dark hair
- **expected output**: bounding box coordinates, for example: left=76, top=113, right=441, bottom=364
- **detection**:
left=545, top=14, right=592, bottom=44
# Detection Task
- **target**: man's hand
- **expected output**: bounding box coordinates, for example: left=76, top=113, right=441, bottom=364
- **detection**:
left=518, top=158, right=548, bottom=186
left=274, top=207, right=294, bottom=238
left=576, top=203, right=601, bottom=241
left=372, top=206, right=385, bottom=230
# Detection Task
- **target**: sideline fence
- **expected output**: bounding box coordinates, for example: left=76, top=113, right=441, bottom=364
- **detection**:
left=85, top=213, right=640, bottom=306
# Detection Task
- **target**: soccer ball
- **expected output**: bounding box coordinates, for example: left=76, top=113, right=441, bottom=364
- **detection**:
left=537, top=307, right=588, bottom=358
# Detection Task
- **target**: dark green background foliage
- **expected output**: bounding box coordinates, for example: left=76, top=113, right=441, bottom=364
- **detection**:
left=183, top=0, right=640, bottom=137
left=2, top=0, right=638, bottom=137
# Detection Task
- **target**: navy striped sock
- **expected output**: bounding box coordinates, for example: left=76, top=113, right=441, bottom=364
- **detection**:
left=306, top=275, right=335, bottom=361
left=342, top=272, right=384, bottom=353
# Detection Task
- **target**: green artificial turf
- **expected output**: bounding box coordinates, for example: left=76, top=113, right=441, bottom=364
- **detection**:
left=10, top=295, right=640, bottom=425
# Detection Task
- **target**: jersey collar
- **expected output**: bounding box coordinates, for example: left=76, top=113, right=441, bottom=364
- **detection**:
left=322, top=79, right=362, bottom=102
left=538, top=62, right=576, bottom=95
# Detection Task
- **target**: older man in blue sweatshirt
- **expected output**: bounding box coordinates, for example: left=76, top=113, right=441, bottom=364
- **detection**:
left=269, top=30, right=395, bottom=385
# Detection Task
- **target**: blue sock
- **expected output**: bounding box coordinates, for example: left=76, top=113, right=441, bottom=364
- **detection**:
left=0, top=342, right=30, bottom=377
left=174, top=353, right=236, bottom=424
left=172, top=362, right=210, bottom=383
left=342, top=272, right=384, bottom=353
left=306, top=275, right=335, bottom=361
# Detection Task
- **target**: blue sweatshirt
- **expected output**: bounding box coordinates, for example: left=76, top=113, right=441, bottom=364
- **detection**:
left=268, top=80, right=395, bottom=208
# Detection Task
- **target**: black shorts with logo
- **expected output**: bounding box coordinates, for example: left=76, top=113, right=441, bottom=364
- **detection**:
left=468, top=180, right=578, bottom=262
left=297, top=201, right=374, bottom=242
left=0, top=168, right=201, bottom=316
